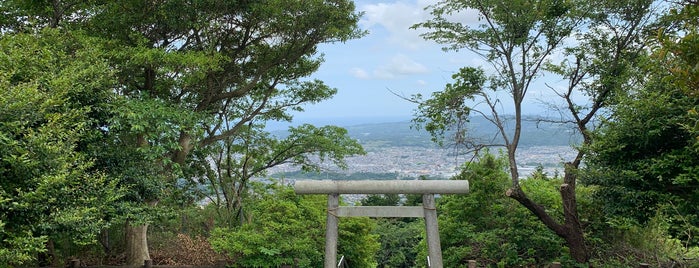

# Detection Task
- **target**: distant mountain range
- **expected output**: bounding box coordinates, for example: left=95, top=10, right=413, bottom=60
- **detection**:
left=271, top=116, right=582, bottom=148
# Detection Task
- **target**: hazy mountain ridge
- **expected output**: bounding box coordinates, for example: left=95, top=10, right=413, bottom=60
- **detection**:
left=315, top=116, right=582, bottom=148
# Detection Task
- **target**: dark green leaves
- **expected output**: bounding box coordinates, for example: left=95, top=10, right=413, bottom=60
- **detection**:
left=436, top=153, right=565, bottom=266
left=0, top=29, right=122, bottom=265
left=412, top=67, right=485, bottom=145
left=415, top=0, right=576, bottom=54
left=209, top=184, right=378, bottom=267
left=583, top=61, right=699, bottom=245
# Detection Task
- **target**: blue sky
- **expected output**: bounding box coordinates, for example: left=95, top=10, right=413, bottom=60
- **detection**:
left=291, top=0, right=574, bottom=124
left=291, top=0, right=472, bottom=122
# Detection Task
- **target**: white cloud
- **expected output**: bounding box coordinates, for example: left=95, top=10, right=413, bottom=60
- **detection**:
left=349, top=67, right=371, bottom=79
left=350, top=54, right=429, bottom=80
left=380, top=54, right=429, bottom=75
left=442, top=5, right=480, bottom=26
left=359, top=0, right=480, bottom=50
left=359, top=1, right=433, bottom=50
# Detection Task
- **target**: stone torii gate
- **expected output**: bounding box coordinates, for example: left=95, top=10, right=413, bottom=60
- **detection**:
left=294, top=180, right=470, bottom=268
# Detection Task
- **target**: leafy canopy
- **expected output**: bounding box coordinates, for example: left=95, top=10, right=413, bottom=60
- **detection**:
left=0, top=29, right=122, bottom=265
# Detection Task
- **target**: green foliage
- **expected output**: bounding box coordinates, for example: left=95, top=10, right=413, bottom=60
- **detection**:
left=584, top=73, right=699, bottom=246
left=79, top=0, right=365, bottom=135
left=588, top=209, right=699, bottom=268
left=108, top=97, right=202, bottom=160
left=7, top=0, right=365, bottom=260
left=413, top=0, right=663, bottom=264
left=197, top=123, right=365, bottom=228
left=415, top=0, right=575, bottom=54
left=372, top=219, right=423, bottom=268
left=582, top=3, right=699, bottom=261
left=361, top=194, right=402, bottom=207
left=413, top=0, right=578, bottom=121
left=358, top=194, right=423, bottom=267
left=629, top=210, right=699, bottom=266
left=0, top=220, right=46, bottom=266
left=3, top=0, right=368, bottom=265
left=209, top=183, right=379, bottom=267
left=411, top=67, right=485, bottom=145
left=0, top=29, right=123, bottom=265
left=209, top=184, right=325, bottom=267
left=3, top=0, right=367, bottom=199
left=338, top=216, right=380, bottom=268
left=433, top=153, right=565, bottom=267
left=279, top=125, right=366, bottom=172
left=545, top=0, right=652, bottom=112
left=654, top=1, right=699, bottom=145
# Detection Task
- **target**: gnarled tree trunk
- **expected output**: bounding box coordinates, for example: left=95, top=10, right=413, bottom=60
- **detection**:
left=125, top=220, right=150, bottom=266
left=124, top=135, right=155, bottom=266
left=507, top=177, right=589, bottom=263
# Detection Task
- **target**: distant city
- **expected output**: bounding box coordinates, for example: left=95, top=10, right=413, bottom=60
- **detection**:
left=266, top=117, right=581, bottom=181
left=269, top=145, right=576, bottom=180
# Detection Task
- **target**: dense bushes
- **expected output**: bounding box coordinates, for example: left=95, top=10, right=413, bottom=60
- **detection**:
left=209, top=183, right=379, bottom=267
left=428, top=154, right=566, bottom=267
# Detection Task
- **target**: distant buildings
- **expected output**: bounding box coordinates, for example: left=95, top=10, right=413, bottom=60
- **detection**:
left=267, top=145, right=576, bottom=180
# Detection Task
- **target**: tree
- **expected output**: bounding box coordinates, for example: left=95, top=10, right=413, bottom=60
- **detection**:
left=540, top=0, right=654, bottom=262
left=361, top=194, right=403, bottom=207
left=412, top=0, right=655, bottom=263
left=0, top=29, right=122, bottom=266
left=1, top=1, right=365, bottom=265
left=654, top=1, right=699, bottom=141
left=201, top=123, right=364, bottom=226
left=371, top=218, right=422, bottom=268
left=209, top=183, right=379, bottom=267
left=583, top=71, right=699, bottom=251
left=583, top=0, right=699, bottom=252
left=433, top=153, right=566, bottom=267
left=337, top=211, right=381, bottom=268
left=360, top=194, right=423, bottom=267
left=209, top=184, right=325, bottom=267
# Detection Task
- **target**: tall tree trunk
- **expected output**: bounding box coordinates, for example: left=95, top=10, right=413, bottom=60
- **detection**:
left=507, top=183, right=590, bottom=263
left=100, top=228, right=111, bottom=255
left=564, top=225, right=588, bottom=263
left=125, top=220, right=150, bottom=266
left=561, top=163, right=588, bottom=263
left=125, top=135, right=153, bottom=266
left=172, top=132, right=192, bottom=166
left=38, top=239, right=59, bottom=267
